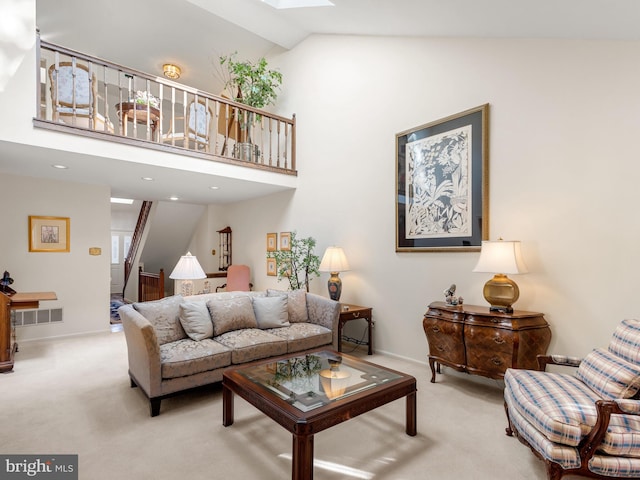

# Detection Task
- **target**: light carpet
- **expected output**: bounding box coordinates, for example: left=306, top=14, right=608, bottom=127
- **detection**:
left=1, top=331, right=580, bottom=479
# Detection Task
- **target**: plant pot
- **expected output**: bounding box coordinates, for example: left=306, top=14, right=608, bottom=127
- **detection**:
left=233, top=142, right=260, bottom=162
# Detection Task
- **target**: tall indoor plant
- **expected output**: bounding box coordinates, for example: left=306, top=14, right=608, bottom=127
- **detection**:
left=267, top=232, right=320, bottom=291
left=218, top=52, right=283, bottom=161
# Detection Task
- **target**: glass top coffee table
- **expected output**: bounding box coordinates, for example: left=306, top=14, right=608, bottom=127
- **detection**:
left=222, top=349, right=417, bottom=480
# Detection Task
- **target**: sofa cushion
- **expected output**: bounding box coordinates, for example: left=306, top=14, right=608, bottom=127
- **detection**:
left=267, top=289, right=308, bottom=323
left=505, top=368, right=602, bottom=446
left=179, top=301, right=213, bottom=341
left=253, top=295, right=290, bottom=329
left=133, top=295, right=186, bottom=345
left=214, top=328, right=287, bottom=364
left=266, top=323, right=333, bottom=353
left=207, top=296, right=258, bottom=336
left=159, top=339, right=231, bottom=379
left=576, top=348, right=640, bottom=399
left=505, top=368, right=640, bottom=455
left=608, top=319, right=640, bottom=365
left=505, top=386, right=582, bottom=469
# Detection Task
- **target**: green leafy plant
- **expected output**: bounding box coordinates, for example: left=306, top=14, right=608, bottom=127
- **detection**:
left=218, top=52, right=283, bottom=110
left=267, top=232, right=320, bottom=291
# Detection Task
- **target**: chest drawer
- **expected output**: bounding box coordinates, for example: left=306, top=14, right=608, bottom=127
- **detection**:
left=423, top=316, right=465, bottom=365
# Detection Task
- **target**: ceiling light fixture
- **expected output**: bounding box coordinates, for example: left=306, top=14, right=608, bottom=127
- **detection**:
left=169, top=196, right=179, bottom=201
left=210, top=186, right=219, bottom=190
left=141, top=177, right=154, bottom=181
left=110, top=197, right=134, bottom=204
left=51, top=164, right=68, bottom=169
left=163, top=64, right=181, bottom=80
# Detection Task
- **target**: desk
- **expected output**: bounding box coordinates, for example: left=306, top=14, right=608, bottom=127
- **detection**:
left=116, top=102, right=160, bottom=141
left=1, top=291, right=57, bottom=373
left=338, top=304, right=373, bottom=355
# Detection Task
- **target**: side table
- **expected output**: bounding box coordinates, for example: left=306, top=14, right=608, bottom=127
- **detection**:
left=338, top=304, right=373, bottom=355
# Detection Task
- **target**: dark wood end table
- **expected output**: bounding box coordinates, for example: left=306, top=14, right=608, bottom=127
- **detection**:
left=338, top=304, right=373, bottom=355
left=222, top=349, right=416, bottom=480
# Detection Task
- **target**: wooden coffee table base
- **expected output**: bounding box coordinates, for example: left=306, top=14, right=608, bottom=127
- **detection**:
left=222, top=351, right=417, bottom=480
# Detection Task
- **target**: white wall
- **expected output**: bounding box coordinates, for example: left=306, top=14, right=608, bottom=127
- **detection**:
left=214, top=34, right=640, bottom=363
left=0, top=173, right=111, bottom=340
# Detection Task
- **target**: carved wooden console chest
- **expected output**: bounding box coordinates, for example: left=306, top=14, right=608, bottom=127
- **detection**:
left=423, top=301, right=551, bottom=382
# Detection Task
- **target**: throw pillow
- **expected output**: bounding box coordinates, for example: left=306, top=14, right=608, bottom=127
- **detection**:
left=207, top=296, right=258, bottom=336
left=608, top=319, right=640, bottom=365
left=133, top=295, right=185, bottom=345
left=253, top=295, right=290, bottom=329
left=179, top=301, right=213, bottom=341
left=267, top=289, right=308, bottom=323
left=576, top=347, right=640, bottom=399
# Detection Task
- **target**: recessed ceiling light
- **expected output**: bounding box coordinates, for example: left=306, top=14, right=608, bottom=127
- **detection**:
left=141, top=177, right=154, bottom=181
left=110, top=197, right=134, bottom=204
left=51, top=164, right=68, bottom=169
left=210, top=186, right=220, bottom=190
left=261, top=0, right=334, bottom=8
left=169, top=196, right=179, bottom=201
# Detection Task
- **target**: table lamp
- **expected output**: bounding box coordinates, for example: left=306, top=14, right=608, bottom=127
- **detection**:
left=319, top=246, right=350, bottom=301
left=472, top=239, right=528, bottom=313
left=169, top=252, right=206, bottom=296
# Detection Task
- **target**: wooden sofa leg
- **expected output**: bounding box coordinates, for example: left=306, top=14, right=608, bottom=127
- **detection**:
left=150, top=398, right=161, bottom=417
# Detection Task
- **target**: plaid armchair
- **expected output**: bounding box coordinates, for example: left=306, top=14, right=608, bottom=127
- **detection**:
left=504, top=319, right=640, bottom=479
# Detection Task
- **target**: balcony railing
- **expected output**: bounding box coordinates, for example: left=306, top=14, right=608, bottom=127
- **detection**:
left=35, top=37, right=296, bottom=174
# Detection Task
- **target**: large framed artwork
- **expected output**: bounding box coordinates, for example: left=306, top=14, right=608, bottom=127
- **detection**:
left=29, top=215, right=70, bottom=252
left=395, top=104, right=489, bottom=252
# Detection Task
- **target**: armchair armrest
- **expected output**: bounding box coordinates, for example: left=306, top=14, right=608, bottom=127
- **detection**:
left=537, top=354, right=583, bottom=371
left=579, top=399, right=640, bottom=461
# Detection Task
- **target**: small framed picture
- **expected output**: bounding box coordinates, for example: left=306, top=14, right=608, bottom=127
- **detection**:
left=29, top=215, right=70, bottom=252
left=280, top=232, right=291, bottom=251
left=266, top=232, right=277, bottom=252
left=266, top=258, right=277, bottom=276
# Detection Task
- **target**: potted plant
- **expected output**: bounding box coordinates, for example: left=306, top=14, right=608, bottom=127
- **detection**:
left=218, top=52, right=283, bottom=161
left=267, top=232, right=320, bottom=291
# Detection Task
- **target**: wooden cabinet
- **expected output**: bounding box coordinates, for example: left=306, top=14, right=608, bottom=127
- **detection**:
left=423, top=301, right=551, bottom=382
left=1, top=291, right=57, bottom=373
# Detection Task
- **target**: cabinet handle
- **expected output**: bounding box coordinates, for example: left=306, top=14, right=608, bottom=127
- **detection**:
left=432, top=326, right=440, bottom=333
left=436, top=345, right=445, bottom=352
left=491, top=357, right=503, bottom=366
left=353, top=312, right=360, bottom=318
left=491, top=317, right=500, bottom=324
left=493, top=337, right=506, bottom=345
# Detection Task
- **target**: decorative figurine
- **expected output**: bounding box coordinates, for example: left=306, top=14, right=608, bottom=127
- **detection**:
left=444, top=284, right=463, bottom=306
left=0, top=271, right=16, bottom=295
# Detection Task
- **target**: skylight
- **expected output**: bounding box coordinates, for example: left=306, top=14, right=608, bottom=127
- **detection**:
left=261, top=0, right=334, bottom=9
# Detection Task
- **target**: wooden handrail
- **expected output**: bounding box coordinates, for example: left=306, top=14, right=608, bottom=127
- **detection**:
left=123, top=200, right=152, bottom=296
left=36, top=37, right=296, bottom=173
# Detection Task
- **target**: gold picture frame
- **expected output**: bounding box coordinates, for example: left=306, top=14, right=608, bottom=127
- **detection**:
left=280, top=232, right=291, bottom=251
left=29, top=215, right=70, bottom=252
left=266, top=258, right=277, bottom=276
left=266, top=232, right=277, bottom=252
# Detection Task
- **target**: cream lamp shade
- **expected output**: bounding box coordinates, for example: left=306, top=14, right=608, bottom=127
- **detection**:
left=319, top=247, right=350, bottom=301
left=472, top=240, right=528, bottom=313
left=169, top=252, right=206, bottom=296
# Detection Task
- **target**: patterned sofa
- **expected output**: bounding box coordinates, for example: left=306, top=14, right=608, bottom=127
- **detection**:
left=119, top=290, right=340, bottom=416
left=504, top=319, right=640, bottom=479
